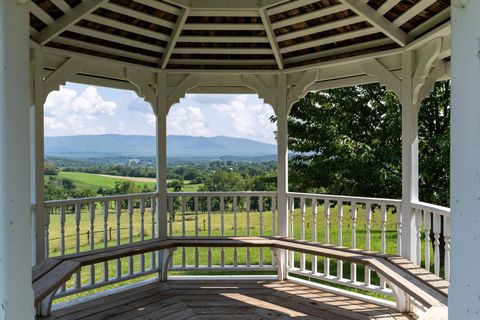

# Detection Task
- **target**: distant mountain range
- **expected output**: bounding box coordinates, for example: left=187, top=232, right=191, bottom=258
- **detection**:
left=45, top=134, right=277, bottom=159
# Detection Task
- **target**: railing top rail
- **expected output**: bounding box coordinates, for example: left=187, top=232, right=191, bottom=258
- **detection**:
left=45, top=192, right=159, bottom=207
left=167, top=191, right=278, bottom=197
left=287, top=192, right=402, bottom=205
left=411, top=200, right=451, bottom=217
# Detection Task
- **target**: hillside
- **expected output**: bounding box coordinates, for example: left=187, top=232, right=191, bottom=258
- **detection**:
left=45, top=134, right=277, bottom=159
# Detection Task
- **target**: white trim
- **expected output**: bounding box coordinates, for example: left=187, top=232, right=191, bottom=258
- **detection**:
left=49, top=0, right=71, bottom=13
left=172, top=47, right=273, bottom=55
left=178, top=35, right=269, bottom=43
left=189, top=9, right=260, bottom=16
left=260, top=9, right=283, bottom=69
left=408, top=7, right=450, bottom=38
left=393, top=0, right=437, bottom=27
left=28, top=1, right=54, bottom=25
left=161, top=8, right=190, bottom=69
left=182, top=23, right=265, bottom=30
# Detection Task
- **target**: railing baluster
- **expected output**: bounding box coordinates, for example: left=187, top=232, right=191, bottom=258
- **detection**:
left=220, top=196, right=225, bottom=267
left=289, top=196, right=295, bottom=269
left=324, top=200, right=330, bottom=277
left=75, top=203, right=81, bottom=289
left=396, top=205, right=402, bottom=255
left=337, top=201, right=343, bottom=279
left=444, top=216, right=451, bottom=281
left=350, top=202, right=357, bottom=283
left=246, top=196, right=251, bottom=267
left=103, top=201, right=109, bottom=282
left=233, top=196, right=238, bottom=267
left=207, top=196, right=212, bottom=267
left=271, top=196, right=276, bottom=236
left=194, top=196, right=199, bottom=268
left=433, top=213, right=441, bottom=276
left=312, top=198, right=317, bottom=274
left=140, top=198, right=145, bottom=273
left=151, top=197, right=156, bottom=270
left=416, top=209, right=423, bottom=266
left=115, top=200, right=122, bottom=279
left=259, top=196, right=263, bottom=267
left=380, top=203, right=387, bottom=289
left=300, top=197, right=306, bottom=271
left=45, top=207, right=50, bottom=259
left=365, top=203, right=371, bottom=286
left=60, top=205, right=66, bottom=292
left=128, top=199, right=134, bottom=276
left=89, top=202, right=96, bottom=285
left=423, top=210, right=431, bottom=271
left=168, top=196, right=173, bottom=237
left=182, top=196, right=186, bottom=268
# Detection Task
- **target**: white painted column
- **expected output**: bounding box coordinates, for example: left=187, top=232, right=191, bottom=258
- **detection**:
left=400, top=51, right=419, bottom=263
left=450, top=1, right=480, bottom=318
left=276, top=73, right=288, bottom=280
left=0, top=1, right=35, bottom=319
left=30, top=48, right=46, bottom=264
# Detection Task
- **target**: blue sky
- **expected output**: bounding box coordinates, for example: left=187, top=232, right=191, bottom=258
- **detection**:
left=44, top=82, right=277, bottom=144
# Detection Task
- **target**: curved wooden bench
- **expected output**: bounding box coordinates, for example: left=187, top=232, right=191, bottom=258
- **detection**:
left=33, top=236, right=448, bottom=319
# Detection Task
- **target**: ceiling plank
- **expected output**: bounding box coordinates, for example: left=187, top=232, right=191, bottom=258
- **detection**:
left=271, top=3, right=349, bottom=29
left=161, top=8, right=190, bottom=69
left=178, top=35, right=269, bottom=43
left=182, top=23, right=265, bottom=31
left=267, top=0, right=324, bottom=15
left=37, top=0, right=108, bottom=45
left=260, top=9, right=283, bottom=69
left=173, top=47, right=273, bottom=54
left=50, top=0, right=72, bottom=13
left=134, top=0, right=182, bottom=15
left=169, top=59, right=277, bottom=65
left=189, top=9, right=260, bottom=16
left=29, top=1, right=54, bottom=25
left=377, top=0, right=401, bottom=16
left=102, top=2, right=176, bottom=29
left=340, top=0, right=412, bottom=46
left=408, top=7, right=450, bottom=38
left=393, top=0, right=437, bottom=27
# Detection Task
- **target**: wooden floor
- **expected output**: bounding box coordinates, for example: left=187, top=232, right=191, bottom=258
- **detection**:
left=42, top=280, right=414, bottom=320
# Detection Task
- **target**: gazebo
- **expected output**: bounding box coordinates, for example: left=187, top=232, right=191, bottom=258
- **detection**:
left=0, top=0, right=476, bottom=319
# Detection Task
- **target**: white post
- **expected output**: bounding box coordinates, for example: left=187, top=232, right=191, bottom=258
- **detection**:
left=400, top=51, right=419, bottom=263
left=0, top=1, right=35, bottom=319
left=30, top=48, right=46, bottom=265
left=450, top=1, right=480, bottom=318
left=156, top=73, right=169, bottom=278
left=276, top=72, right=288, bottom=280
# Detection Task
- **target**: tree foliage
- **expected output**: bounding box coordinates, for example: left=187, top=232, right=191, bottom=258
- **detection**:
left=284, top=81, right=450, bottom=205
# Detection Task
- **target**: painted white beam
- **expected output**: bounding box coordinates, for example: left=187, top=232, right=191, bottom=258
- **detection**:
left=37, top=0, right=107, bottom=45
left=168, top=58, right=277, bottom=65
left=340, top=0, right=412, bottom=46
left=161, top=8, right=190, bottom=69
left=408, top=7, right=450, bottom=38
left=272, top=4, right=349, bottom=29
left=50, top=0, right=71, bottom=13
left=44, top=57, right=83, bottom=93
left=178, top=35, right=269, bottom=43
left=377, top=0, right=401, bottom=16
left=182, top=23, right=265, bottom=31
left=135, top=0, right=182, bottom=15
left=280, top=27, right=379, bottom=54
left=450, top=1, right=480, bottom=319
left=361, top=59, right=401, bottom=96
left=172, top=47, right=273, bottom=55
left=0, top=1, right=35, bottom=318
left=102, top=2, right=176, bottom=29
left=190, top=9, right=260, bottom=16
left=393, top=0, right=436, bottom=27
left=267, top=0, right=323, bottom=15
left=69, top=25, right=164, bottom=53
left=28, top=1, right=54, bottom=25
left=260, top=9, right=283, bottom=69
left=277, top=15, right=365, bottom=42
left=85, top=14, right=171, bottom=42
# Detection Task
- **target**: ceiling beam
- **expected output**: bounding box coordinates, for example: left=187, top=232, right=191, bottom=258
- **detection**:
left=161, top=8, right=190, bottom=69
left=182, top=23, right=264, bottom=31
left=135, top=0, right=182, bottom=15
left=102, top=2, right=176, bottom=29
left=271, top=4, right=349, bottom=29
left=29, top=1, right=54, bottom=25
left=260, top=9, right=284, bottom=70
left=178, top=35, right=269, bottom=43
left=190, top=9, right=260, bottom=16
left=393, top=0, right=437, bottom=27
left=36, top=0, right=108, bottom=45
left=49, top=0, right=71, bottom=13
left=377, top=0, right=401, bottom=16
left=267, top=0, right=323, bottom=15
left=173, top=47, right=273, bottom=55
left=340, top=0, right=412, bottom=46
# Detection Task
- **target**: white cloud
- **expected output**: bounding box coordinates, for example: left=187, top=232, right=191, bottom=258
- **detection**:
left=168, top=106, right=212, bottom=136
left=71, top=86, right=116, bottom=115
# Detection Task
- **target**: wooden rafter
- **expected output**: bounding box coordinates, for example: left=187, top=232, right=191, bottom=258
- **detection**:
left=340, top=0, right=412, bottom=46
left=377, top=0, right=401, bottom=16
left=259, top=9, right=284, bottom=70
left=36, top=0, right=108, bottom=45
left=161, top=8, right=190, bottom=69
left=102, top=2, right=176, bottom=29
left=271, top=4, right=349, bottom=29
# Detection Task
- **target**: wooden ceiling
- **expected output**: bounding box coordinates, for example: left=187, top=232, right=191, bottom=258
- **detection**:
left=29, top=0, right=451, bottom=70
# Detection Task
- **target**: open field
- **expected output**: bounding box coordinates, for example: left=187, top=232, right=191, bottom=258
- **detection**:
left=45, top=171, right=202, bottom=192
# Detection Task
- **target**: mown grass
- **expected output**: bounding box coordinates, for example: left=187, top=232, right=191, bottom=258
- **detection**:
left=48, top=201, right=402, bottom=303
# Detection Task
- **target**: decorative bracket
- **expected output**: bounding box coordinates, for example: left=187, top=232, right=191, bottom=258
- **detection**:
left=412, top=38, right=442, bottom=106
left=361, top=59, right=402, bottom=97
left=287, top=69, right=319, bottom=113
left=388, top=280, right=412, bottom=313
left=167, top=74, right=201, bottom=111
left=243, top=74, right=278, bottom=114
left=44, top=58, right=84, bottom=94
left=272, top=248, right=287, bottom=281
left=415, top=60, right=447, bottom=111
left=125, top=68, right=157, bottom=115
left=159, top=248, right=176, bottom=282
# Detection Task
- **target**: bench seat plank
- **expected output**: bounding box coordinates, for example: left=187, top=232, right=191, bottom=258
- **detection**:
left=33, top=260, right=81, bottom=304
left=32, top=258, right=62, bottom=282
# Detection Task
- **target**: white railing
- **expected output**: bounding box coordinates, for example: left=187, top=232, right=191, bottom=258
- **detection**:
left=167, top=191, right=277, bottom=271
left=412, top=200, right=451, bottom=281
left=43, top=191, right=450, bottom=300
left=286, top=192, right=402, bottom=296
